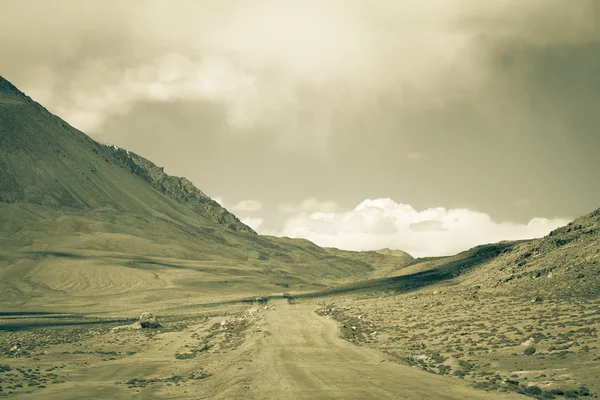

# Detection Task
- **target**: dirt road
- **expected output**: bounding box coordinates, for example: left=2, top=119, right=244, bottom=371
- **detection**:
left=199, top=298, right=524, bottom=399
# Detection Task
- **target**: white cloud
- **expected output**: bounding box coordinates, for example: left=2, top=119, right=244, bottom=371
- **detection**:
left=274, top=198, right=570, bottom=257
left=278, top=198, right=338, bottom=214
left=2, top=1, right=497, bottom=138
left=231, top=199, right=263, bottom=212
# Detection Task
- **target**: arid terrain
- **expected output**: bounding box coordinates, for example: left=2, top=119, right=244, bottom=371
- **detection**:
left=1, top=74, right=599, bottom=399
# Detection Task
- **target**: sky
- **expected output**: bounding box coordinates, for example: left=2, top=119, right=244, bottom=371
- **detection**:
left=1, top=0, right=598, bottom=256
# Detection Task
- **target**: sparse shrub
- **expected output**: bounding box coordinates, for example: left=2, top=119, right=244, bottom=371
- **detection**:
left=524, top=386, right=542, bottom=396
left=578, top=386, right=591, bottom=396
left=523, top=346, right=537, bottom=355
left=453, top=370, right=467, bottom=378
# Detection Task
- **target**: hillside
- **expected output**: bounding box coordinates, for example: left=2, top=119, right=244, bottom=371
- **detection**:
left=0, top=74, right=416, bottom=312
left=0, top=75, right=252, bottom=233
left=303, top=208, right=599, bottom=399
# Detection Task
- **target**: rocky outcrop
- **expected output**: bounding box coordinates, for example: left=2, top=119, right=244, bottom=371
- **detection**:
left=102, top=144, right=255, bottom=234
left=139, top=312, right=162, bottom=329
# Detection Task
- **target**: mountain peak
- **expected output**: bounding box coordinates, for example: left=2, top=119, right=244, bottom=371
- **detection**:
left=0, top=75, right=26, bottom=97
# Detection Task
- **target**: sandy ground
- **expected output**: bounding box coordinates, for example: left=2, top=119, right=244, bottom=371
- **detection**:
left=2, top=298, right=529, bottom=399
left=1, top=298, right=529, bottom=399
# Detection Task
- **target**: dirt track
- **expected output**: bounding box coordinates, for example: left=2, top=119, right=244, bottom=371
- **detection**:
left=200, top=298, right=524, bottom=399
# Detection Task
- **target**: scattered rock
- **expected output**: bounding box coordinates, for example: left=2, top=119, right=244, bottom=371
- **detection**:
left=139, top=312, right=162, bottom=329
left=521, top=338, right=536, bottom=347
left=531, top=296, right=543, bottom=303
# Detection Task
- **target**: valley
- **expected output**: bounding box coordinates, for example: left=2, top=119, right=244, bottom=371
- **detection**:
left=1, top=74, right=599, bottom=399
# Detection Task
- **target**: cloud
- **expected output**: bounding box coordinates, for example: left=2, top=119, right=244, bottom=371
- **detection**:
left=278, top=198, right=338, bottom=214
left=404, top=152, right=423, bottom=160
left=231, top=199, right=263, bottom=212
left=240, top=217, right=264, bottom=231
left=274, top=198, right=570, bottom=257
left=6, top=0, right=595, bottom=143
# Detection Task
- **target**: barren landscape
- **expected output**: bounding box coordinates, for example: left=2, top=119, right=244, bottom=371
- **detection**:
left=1, top=41, right=599, bottom=400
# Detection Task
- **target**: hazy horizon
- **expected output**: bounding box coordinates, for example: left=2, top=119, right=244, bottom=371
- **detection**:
left=2, top=0, right=598, bottom=256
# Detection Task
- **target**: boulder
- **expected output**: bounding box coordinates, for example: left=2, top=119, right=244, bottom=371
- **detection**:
left=139, top=312, right=162, bottom=329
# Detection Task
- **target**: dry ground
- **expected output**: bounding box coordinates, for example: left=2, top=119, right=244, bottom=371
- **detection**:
left=1, top=298, right=528, bottom=399
left=316, top=287, right=599, bottom=399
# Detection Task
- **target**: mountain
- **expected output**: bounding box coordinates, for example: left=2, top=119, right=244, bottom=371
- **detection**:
left=467, top=206, right=600, bottom=296
left=0, top=75, right=252, bottom=233
left=0, top=74, right=417, bottom=311
left=105, top=146, right=255, bottom=233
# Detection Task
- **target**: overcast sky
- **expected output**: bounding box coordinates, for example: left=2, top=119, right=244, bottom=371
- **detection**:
left=2, top=0, right=598, bottom=256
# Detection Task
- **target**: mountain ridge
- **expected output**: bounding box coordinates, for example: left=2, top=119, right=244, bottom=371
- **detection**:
left=0, top=74, right=253, bottom=233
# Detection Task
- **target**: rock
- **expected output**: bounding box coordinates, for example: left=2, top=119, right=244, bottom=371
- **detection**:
left=139, top=312, right=162, bottom=329
left=521, top=337, right=536, bottom=347
left=531, top=296, right=543, bottom=303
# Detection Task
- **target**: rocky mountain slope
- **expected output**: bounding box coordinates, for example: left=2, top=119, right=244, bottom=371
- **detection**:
left=0, top=74, right=252, bottom=233
left=101, top=144, right=255, bottom=233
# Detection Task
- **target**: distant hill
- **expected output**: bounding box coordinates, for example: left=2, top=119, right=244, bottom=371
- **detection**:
left=298, top=207, right=599, bottom=299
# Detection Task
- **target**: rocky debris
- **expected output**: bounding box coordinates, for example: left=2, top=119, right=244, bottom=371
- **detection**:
left=139, top=313, right=162, bottom=329
left=104, top=145, right=255, bottom=234
left=118, top=370, right=211, bottom=389
left=521, top=337, right=536, bottom=347
left=111, top=323, right=139, bottom=332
